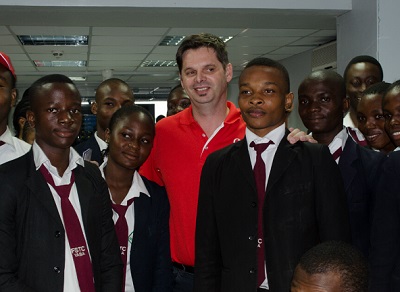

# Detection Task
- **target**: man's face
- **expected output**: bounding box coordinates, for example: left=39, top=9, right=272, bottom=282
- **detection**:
left=357, top=93, right=394, bottom=151
left=92, top=83, right=134, bottom=133
left=0, top=65, right=16, bottom=128
left=291, top=266, right=342, bottom=292
left=238, top=65, right=292, bottom=137
left=345, top=62, right=381, bottom=112
left=298, top=79, right=346, bottom=136
left=383, top=88, right=400, bottom=147
left=179, top=47, right=232, bottom=109
left=27, top=82, right=82, bottom=153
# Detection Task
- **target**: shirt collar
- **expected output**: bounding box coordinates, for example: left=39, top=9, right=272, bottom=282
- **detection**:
left=99, top=157, right=151, bottom=205
left=246, top=123, right=286, bottom=147
left=33, top=141, right=84, bottom=180
left=328, top=127, right=348, bottom=154
left=0, top=126, right=16, bottom=149
left=94, top=131, right=108, bottom=151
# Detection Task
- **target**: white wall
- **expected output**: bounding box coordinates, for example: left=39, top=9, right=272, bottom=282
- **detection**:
left=336, top=0, right=378, bottom=75
left=377, top=0, right=400, bottom=82
left=280, top=50, right=313, bottom=131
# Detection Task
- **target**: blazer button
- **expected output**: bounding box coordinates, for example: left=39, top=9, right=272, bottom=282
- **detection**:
left=249, top=268, right=256, bottom=274
left=251, top=202, right=257, bottom=208
left=248, top=235, right=255, bottom=241
left=54, top=231, right=61, bottom=238
left=54, top=266, right=61, bottom=273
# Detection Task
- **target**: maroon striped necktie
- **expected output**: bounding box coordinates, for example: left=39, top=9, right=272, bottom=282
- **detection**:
left=0, top=141, right=5, bottom=146
left=332, top=147, right=343, bottom=161
left=250, top=140, right=274, bottom=287
left=39, top=165, right=95, bottom=292
left=112, top=198, right=135, bottom=291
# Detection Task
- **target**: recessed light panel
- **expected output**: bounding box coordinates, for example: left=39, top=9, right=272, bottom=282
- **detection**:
left=159, top=35, right=233, bottom=47
left=34, top=60, right=87, bottom=67
left=141, top=60, right=177, bottom=67
left=18, top=35, right=88, bottom=46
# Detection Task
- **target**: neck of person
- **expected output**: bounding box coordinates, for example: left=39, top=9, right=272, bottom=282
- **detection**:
left=192, top=97, right=229, bottom=138
left=39, top=144, right=71, bottom=177
left=104, top=159, right=135, bottom=204
left=0, top=120, right=7, bottom=137
left=349, top=108, right=358, bottom=127
left=312, top=126, right=344, bottom=146
left=96, top=126, right=106, bottom=142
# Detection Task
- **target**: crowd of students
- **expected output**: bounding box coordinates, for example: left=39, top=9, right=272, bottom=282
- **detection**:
left=0, top=31, right=399, bottom=292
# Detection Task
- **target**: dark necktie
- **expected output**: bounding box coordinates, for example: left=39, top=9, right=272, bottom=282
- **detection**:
left=250, top=140, right=274, bottom=287
left=112, top=198, right=135, bottom=291
left=0, top=141, right=5, bottom=146
left=347, top=127, right=368, bottom=147
left=39, top=165, right=95, bottom=292
left=332, top=147, right=343, bottom=161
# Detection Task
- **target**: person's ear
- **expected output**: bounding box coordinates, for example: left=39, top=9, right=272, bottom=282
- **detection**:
left=91, top=101, right=98, bottom=115
left=343, top=97, right=350, bottom=114
left=104, top=128, right=111, bottom=144
left=285, top=92, right=294, bottom=113
left=26, top=110, right=35, bottom=128
left=10, top=88, right=17, bottom=107
left=225, top=63, right=233, bottom=83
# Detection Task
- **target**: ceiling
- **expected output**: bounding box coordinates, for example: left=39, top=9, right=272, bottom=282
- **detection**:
left=0, top=6, right=346, bottom=99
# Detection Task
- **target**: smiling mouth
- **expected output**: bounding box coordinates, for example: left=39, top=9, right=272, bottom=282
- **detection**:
left=365, top=133, right=380, bottom=141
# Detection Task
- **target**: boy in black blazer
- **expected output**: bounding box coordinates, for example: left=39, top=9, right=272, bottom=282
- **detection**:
left=0, top=74, right=123, bottom=291
left=194, top=58, right=351, bottom=292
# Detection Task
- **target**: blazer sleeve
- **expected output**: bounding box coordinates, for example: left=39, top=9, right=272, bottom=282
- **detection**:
left=194, top=154, right=222, bottom=292
left=312, top=144, right=351, bottom=242
left=0, top=170, right=36, bottom=292
left=151, top=186, right=173, bottom=291
left=369, top=155, right=400, bottom=291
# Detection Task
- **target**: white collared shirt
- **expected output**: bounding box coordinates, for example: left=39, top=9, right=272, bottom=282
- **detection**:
left=94, top=131, right=108, bottom=152
left=245, top=122, right=285, bottom=289
left=0, top=126, right=31, bottom=165
left=33, top=142, right=88, bottom=292
left=100, top=157, right=150, bottom=292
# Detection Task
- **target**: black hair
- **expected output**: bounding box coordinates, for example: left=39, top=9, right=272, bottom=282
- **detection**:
left=383, top=79, right=400, bottom=101
left=343, top=55, right=384, bottom=83
left=243, top=57, right=290, bottom=93
left=12, top=87, right=31, bottom=136
left=297, top=241, right=368, bottom=292
left=95, top=78, right=134, bottom=102
left=29, top=74, right=78, bottom=107
left=108, top=104, right=155, bottom=134
left=303, top=70, right=346, bottom=98
left=176, top=33, right=229, bottom=73
left=362, top=81, right=391, bottom=96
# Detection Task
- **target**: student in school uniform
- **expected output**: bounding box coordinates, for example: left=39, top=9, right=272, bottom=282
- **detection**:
left=0, top=74, right=123, bottom=291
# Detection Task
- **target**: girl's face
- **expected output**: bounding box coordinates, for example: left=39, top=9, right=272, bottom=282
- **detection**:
left=106, top=112, right=154, bottom=171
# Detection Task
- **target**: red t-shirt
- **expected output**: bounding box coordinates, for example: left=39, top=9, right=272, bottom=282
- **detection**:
left=140, top=101, right=246, bottom=266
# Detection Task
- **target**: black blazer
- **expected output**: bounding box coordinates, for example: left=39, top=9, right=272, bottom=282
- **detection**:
left=130, top=176, right=173, bottom=292
left=195, top=131, right=351, bottom=292
left=0, top=150, right=123, bottom=292
left=338, top=136, right=386, bottom=258
left=370, top=151, right=400, bottom=291
left=75, top=135, right=104, bottom=165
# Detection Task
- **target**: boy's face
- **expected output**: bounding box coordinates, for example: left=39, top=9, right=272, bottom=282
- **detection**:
left=0, top=65, right=16, bottom=126
left=167, top=87, right=190, bottom=116
left=298, top=79, right=347, bottom=135
left=105, top=113, right=154, bottom=171
left=27, top=82, right=82, bottom=153
left=91, top=82, right=134, bottom=133
left=357, top=93, right=394, bottom=151
left=291, top=266, right=342, bottom=292
left=180, top=47, right=232, bottom=108
left=238, top=65, right=293, bottom=137
left=383, top=88, right=400, bottom=147
left=345, top=62, right=381, bottom=112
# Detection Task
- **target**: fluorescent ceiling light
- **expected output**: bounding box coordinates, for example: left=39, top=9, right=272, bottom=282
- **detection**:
left=18, top=35, right=88, bottom=46
left=34, top=60, right=87, bottom=67
left=140, top=60, right=177, bottom=67
left=159, top=35, right=233, bottom=46
left=69, top=76, right=87, bottom=81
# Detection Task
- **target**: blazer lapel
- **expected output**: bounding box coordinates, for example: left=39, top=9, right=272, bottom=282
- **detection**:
left=338, top=136, right=358, bottom=192
left=25, top=151, right=64, bottom=227
left=132, top=193, right=151, bottom=243
left=236, top=138, right=257, bottom=193
left=266, top=133, right=298, bottom=193
left=74, top=165, right=92, bottom=229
